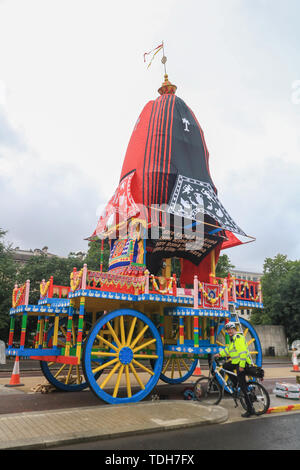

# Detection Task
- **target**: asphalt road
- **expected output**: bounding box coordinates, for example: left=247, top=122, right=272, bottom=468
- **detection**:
left=50, top=412, right=300, bottom=451
left=1, top=358, right=299, bottom=452
left=0, top=358, right=293, bottom=414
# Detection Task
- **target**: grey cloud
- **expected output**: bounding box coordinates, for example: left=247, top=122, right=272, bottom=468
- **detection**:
left=220, top=158, right=300, bottom=271
left=0, top=109, right=27, bottom=152
left=0, top=161, right=105, bottom=256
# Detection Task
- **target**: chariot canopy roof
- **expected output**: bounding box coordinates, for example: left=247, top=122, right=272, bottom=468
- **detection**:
left=88, top=75, right=254, bottom=273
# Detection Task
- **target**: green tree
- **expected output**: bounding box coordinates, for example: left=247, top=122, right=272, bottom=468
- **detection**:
left=17, top=254, right=84, bottom=304
left=84, top=240, right=110, bottom=271
left=251, top=254, right=300, bottom=343
left=216, top=254, right=235, bottom=278
left=0, top=229, right=17, bottom=339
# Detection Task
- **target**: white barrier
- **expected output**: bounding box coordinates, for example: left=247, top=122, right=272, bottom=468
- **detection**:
left=0, top=340, right=6, bottom=364
left=273, top=382, right=300, bottom=400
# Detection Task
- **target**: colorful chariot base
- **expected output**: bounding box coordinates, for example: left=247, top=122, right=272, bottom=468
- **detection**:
left=6, top=266, right=263, bottom=404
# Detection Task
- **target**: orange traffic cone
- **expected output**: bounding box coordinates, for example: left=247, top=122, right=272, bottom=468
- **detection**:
left=193, top=359, right=202, bottom=376
left=291, top=351, right=300, bottom=372
left=5, top=356, right=24, bottom=387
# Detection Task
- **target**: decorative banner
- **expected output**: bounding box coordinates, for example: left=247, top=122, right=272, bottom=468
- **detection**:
left=87, top=270, right=146, bottom=289
left=93, top=171, right=139, bottom=237
left=199, top=282, right=225, bottom=309
left=168, top=175, right=246, bottom=236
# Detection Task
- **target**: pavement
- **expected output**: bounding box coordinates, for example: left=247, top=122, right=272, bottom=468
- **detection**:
left=0, top=360, right=300, bottom=450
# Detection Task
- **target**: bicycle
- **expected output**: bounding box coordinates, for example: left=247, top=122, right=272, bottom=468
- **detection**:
left=193, top=356, right=270, bottom=415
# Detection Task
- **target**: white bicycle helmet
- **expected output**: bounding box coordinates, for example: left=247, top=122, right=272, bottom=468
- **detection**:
left=224, top=321, right=236, bottom=330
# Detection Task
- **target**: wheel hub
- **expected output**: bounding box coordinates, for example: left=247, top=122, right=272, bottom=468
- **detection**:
left=119, top=347, right=133, bottom=365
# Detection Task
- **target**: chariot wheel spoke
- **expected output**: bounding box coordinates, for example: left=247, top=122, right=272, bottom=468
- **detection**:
left=65, top=365, right=73, bottom=384
left=133, top=353, right=158, bottom=359
left=162, top=358, right=171, bottom=375
left=92, top=357, right=119, bottom=374
left=176, top=359, right=183, bottom=377
left=125, top=365, right=132, bottom=398
left=120, top=315, right=126, bottom=346
left=106, top=321, right=122, bottom=348
left=99, top=362, right=121, bottom=389
left=40, top=318, right=94, bottom=392
left=91, top=351, right=118, bottom=357
left=132, top=338, right=156, bottom=353
left=130, top=325, right=149, bottom=349
left=180, top=359, right=191, bottom=372
left=129, top=363, right=145, bottom=390
left=126, top=317, right=137, bottom=346
left=75, top=365, right=81, bottom=384
left=171, top=357, right=175, bottom=378
left=96, top=334, right=119, bottom=352
left=54, top=363, right=67, bottom=378
left=83, top=310, right=163, bottom=404
left=132, top=358, right=154, bottom=375
left=113, top=365, right=125, bottom=398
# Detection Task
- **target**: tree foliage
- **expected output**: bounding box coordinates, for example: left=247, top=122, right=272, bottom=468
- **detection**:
left=84, top=240, right=110, bottom=271
left=16, top=254, right=84, bottom=305
left=216, top=254, right=235, bottom=278
left=0, top=229, right=17, bottom=338
left=251, top=254, right=300, bottom=343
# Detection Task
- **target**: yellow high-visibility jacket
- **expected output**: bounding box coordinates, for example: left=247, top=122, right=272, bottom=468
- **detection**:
left=219, top=333, right=252, bottom=368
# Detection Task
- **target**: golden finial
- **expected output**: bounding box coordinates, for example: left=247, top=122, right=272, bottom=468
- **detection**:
left=158, top=74, right=177, bottom=95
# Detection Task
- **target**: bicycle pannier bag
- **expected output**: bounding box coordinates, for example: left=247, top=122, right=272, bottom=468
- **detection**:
left=246, top=365, right=264, bottom=379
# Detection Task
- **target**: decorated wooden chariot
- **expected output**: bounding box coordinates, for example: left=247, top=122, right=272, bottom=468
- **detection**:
left=6, top=74, right=263, bottom=404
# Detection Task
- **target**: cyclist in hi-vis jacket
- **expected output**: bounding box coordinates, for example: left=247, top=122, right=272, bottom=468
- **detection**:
left=215, top=322, right=254, bottom=418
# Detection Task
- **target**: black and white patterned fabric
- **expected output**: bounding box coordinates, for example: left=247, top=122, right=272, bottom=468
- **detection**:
left=168, top=175, right=246, bottom=237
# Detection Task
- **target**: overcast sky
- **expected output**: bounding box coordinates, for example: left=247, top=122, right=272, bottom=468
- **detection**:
left=0, top=0, right=299, bottom=272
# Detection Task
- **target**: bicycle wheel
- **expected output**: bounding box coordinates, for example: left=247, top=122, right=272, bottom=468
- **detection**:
left=240, top=381, right=270, bottom=415
left=194, top=376, right=223, bottom=406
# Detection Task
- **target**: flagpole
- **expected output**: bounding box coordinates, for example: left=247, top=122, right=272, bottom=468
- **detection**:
left=162, top=40, right=167, bottom=74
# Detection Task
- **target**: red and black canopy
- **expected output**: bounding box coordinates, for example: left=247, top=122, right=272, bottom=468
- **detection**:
left=90, top=75, right=252, bottom=277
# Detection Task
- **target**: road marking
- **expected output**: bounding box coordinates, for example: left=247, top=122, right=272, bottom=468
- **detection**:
left=151, top=418, right=189, bottom=426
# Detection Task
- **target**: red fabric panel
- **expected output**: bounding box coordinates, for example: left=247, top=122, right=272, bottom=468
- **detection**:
left=120, top=99, right=155, bottom=207
left=221, top=231, right=243, bottom=250
left=180, top=245, right=221, bottom=285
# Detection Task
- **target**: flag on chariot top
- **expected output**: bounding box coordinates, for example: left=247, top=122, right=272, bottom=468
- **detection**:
left=143, top=43, right=163, bottom=68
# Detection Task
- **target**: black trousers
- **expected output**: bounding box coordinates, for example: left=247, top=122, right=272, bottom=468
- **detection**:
left=223, top=362, right=254, bottom=413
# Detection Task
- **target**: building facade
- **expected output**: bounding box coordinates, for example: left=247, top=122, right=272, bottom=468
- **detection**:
left=11, top=246, right=58, bottom=265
